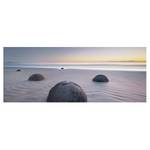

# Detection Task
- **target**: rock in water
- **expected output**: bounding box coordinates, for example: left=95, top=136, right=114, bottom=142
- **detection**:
left=61, top=67, right=64, bottom=70
left=47, top=81, right=87, bottom=102
left=16, top=69, right=21, bottom=72
left=93, top=75, right=109, bottom=82
left=28, top=74, right=45, bottom=81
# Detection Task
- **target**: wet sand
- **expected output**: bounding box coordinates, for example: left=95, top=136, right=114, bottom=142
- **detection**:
left=4, top=68, right=146, bottom=102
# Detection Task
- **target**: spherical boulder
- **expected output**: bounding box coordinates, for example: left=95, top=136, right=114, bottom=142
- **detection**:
left=47, top=81, right=87, bottom=102
left=93, top=74, right=109, bottom=82
left=28, top=74, right=45, bottom=81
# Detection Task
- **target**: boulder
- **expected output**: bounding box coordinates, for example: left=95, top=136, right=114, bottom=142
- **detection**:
left=47, top=81, right=87, bottom=102
left=16, top=69, right=21, bottom=72
left=93, top=74, right=109, bottom=82
left=61, top=67, right=64, bottom=70
left=28, top=74, right=45, bottom=81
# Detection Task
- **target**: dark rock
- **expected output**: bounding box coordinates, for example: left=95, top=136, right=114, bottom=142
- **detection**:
left=93, top=75, right=109, bottom=82
left=61, top=67, right=64, bottom=70
left=28, top=74, right=45, bottom=81
left=47, top=81, right=87, bottom=102
left=16, top=69, right=21, bottom=72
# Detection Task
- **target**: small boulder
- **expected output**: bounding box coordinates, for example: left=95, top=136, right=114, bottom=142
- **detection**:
left=93, top=75, right=109, bottom=82
left=16, top=69, right=21, bottom=72
left=28, top=74, right=45, bottom=81
left=47, top=81, right=87, bottom=102
left=61, top=67, right=64, bottom=70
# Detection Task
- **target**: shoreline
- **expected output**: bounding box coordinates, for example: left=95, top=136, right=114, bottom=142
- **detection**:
left=4, top=66, right=146, bottom=72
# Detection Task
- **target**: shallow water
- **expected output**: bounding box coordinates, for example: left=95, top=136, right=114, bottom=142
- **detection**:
left=5, top=63, right=146, bottom=71
left=4, top=68, right=146, bottom=102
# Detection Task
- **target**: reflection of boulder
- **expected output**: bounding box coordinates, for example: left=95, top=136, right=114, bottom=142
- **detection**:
left=16, top=69, right=21, bottom=72
left=47, top=81, right=87, bottom=102
left=28, top=74, right=45, bottom=81
left=93, top=75, right=109, bottom=82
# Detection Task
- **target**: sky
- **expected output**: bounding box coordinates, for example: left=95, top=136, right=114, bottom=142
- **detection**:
left=4, top=47, right=146, bottom=64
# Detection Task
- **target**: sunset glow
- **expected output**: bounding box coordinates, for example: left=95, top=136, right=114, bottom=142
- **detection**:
left=4, top=47, right=146, bottom=65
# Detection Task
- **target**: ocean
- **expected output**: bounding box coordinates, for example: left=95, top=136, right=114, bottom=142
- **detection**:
left=4, top=63, right=146, bottom=71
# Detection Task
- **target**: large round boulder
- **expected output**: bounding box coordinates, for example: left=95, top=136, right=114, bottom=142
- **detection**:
left=93, top=74, right=109, bottom=82
left=47, top=81, right=87, bottom=102
left=28, top=74, right=45, bottom=81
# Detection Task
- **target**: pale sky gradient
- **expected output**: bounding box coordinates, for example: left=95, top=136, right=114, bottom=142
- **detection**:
left=4, top=47, right=146, bottom=64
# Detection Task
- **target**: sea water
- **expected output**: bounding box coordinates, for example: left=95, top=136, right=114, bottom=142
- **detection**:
left=4, top=63, right=146, bottom=72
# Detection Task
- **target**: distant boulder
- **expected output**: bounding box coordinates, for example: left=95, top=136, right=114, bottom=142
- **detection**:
left=61, top=67, right=64, bottom=70
left=93, top=75, right=109, bottom=82
left=16, top=69, right=21, bottom=72
left=47, top=81, right=87, bottom=102
left=28, top=74, right=45, bottom=81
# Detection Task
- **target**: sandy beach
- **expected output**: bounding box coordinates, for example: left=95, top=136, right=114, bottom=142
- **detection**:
left=4, top=67, right=146, bottom=102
